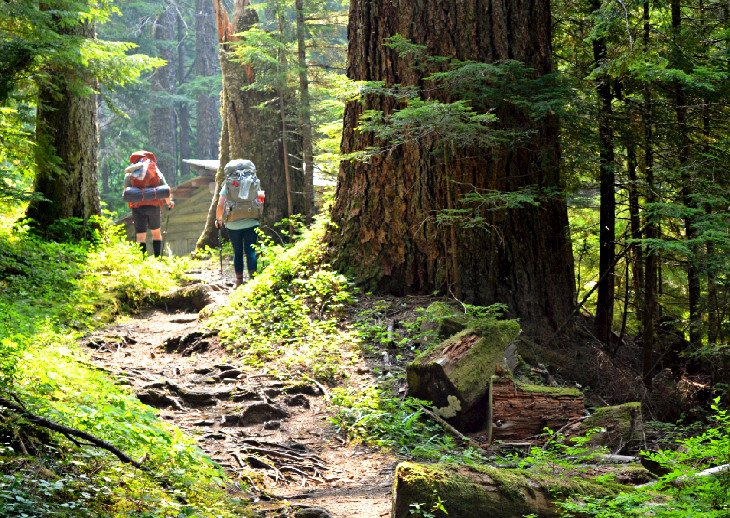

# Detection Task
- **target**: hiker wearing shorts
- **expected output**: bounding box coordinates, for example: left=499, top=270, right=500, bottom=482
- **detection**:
left=123, top=150, right=174, bottom=257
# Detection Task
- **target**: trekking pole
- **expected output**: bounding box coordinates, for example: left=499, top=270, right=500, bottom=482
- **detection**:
left=217, top=224, right=223, bottom=279
left=161, top=206, right=171, bottom=256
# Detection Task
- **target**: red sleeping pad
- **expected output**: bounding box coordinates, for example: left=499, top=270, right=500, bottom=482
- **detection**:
left=122, top=185, right=171, bottom=202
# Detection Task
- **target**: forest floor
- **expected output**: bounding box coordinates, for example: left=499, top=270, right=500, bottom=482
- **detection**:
left=82, top=266, right=398, bottom=518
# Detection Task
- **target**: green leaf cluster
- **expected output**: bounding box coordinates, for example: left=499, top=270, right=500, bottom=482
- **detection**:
left=330, top=386, right=461, bottom=460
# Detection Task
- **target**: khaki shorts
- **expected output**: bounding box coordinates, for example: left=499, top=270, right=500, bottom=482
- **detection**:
left=132, top=205, right=161, bottom=233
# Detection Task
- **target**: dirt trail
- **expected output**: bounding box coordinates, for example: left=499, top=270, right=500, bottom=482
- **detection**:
left=84, top=279, right=397, bottom=518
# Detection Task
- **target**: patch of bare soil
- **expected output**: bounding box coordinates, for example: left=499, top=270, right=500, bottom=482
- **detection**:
left=83, top=277, right=398, bottom=518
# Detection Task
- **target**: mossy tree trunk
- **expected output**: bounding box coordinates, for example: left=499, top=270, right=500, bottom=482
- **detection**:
left=26, top=19, right=100, bottom=229
left=198, top=0, right=304, bottom=249
left=392, top=462, right=619, bottom=518
left=407, top=322, right=521, bottom=432
left=329, top=0, right=575, bottom=342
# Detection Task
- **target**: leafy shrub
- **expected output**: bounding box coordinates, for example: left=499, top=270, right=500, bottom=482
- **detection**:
left=330, top=386, right=469, bottom=461
left=209, top=215, right=356, bottom=381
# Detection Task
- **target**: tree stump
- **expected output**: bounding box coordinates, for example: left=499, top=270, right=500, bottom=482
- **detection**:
left=406, top=321, right=520, bottom=432
left=491, top=372, right=585, bottom=441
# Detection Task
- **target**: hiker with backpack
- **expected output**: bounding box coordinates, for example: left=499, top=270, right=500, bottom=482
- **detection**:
left=215, top=159, right=263, bottom=287
left=122, top=150, right=174, bottom=257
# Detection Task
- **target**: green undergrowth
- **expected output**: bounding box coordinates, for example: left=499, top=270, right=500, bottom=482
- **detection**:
left=330, top=386, right=487, bottom=463
left=0, top=213, right=252, bottom=517
left=208, top=216, right=357, bottom=381
left=559, top=398, right=730, bottom=517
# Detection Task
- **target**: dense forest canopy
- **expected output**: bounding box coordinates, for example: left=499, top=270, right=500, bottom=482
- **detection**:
left=0, top=0, right=729, bottom=516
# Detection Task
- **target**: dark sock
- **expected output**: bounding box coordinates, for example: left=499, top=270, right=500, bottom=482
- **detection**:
left=139, top=242, right=147, bottom=255
left=235, top=273, right=244, bottom=287
left=153, top=240, right=162, bottom=257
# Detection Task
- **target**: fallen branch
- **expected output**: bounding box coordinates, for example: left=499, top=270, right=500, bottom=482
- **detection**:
left=0, top=396, right=142, bottom=469
left=418, top=403, right=482, bottom=450
left=638, top=463, right=730, bottom=488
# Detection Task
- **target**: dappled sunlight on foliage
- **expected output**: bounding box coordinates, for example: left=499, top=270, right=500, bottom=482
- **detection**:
left=560, top=399, right=730, bottom=517
left=210, top=215, right=357, bottom=381
left=0, top=214, right=253, bottom=516
left=330, top=386, right=464, bottom=461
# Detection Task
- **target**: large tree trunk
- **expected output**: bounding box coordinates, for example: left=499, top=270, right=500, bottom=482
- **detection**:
left=329, top=0, right=575, bottom=341
left=198, top=0, right=304, bottom=249
left=195, top=0, right=220, bottom=160
left=591, top=0, right=616, bottom=345
left=149, top=4, right=177, bottom=184
left=27, top=20, right=100, bottom=229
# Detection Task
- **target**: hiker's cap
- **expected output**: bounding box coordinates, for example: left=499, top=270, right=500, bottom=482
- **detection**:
left=129, top=150, right=157, bottom=164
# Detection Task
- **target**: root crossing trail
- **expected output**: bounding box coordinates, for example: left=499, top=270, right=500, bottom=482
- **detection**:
left=84, top=282, right=396, bottom=518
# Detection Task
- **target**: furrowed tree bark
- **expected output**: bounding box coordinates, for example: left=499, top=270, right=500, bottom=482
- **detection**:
left=150, top=4, right=177, bottom=184
left=329, top=0, right=575, bottom=341
left=26, top=18, right=100, bottom=229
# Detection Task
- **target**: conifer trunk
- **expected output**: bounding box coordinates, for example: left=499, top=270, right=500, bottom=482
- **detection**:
left=625, top=131, right=643, bottom=310
left=641, top=0, right=659, bottom=386
left=295, top=0, right=315, bottom=223
left=177, top=13, right=191, bottom=180
left=591, top=0, right=616, bottom=345
left=671, top=0, right=701, bottom=348
left=27, top=19, right=100, bottom=229
left=330, top=0, right=575, bottom=341
left=198, top=0, right=304, bottom=249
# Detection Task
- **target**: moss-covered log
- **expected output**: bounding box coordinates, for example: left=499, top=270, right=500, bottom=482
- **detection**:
left=563, top=402, right=643, bottom=453
left=391, top=462, right=622, bottom=518
left=407, top=320, right=520, bottom=432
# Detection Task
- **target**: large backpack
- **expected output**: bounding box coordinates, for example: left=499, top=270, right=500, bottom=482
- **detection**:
left=127, top=150, right=164, bottom=208
left=223, top=159, right=262, bottom=222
